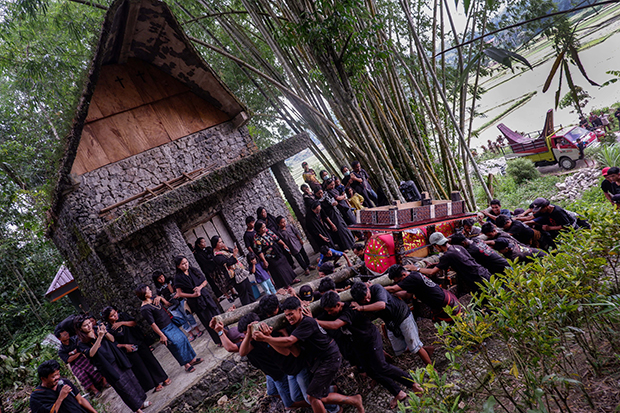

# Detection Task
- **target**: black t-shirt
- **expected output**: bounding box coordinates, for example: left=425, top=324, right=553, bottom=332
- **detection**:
left=140, top=303, right=172, bottom=329
left=30, top=379, right=85, bottom=413
left=58, top=336, right=81, bottom=364
left=506, top=219, right=534, bottom=244
left=368, top=284, right=411, bottom=327
left=397, top=272, right=446, bottom=309
left=334, top=302, right=380, bottom=344
left=246, top=340, right=286, bottom=380
left=533, top=205, right=575, bottom=238
left=244, top=230, right=256, bottom=252
left=436, top=245, right=491, bottom=292
left=601, top=179, right=620, bottom=195
left=107, top=312, right=144, bottom=346
left=465, top=240, right=510, bottom=275
left=291, top=316, right=340, bottom=365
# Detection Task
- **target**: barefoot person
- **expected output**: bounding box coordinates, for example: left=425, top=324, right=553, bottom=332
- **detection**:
left=319, top=291, right=421, bottom=409
left=254, top=297, right=365, bottom=413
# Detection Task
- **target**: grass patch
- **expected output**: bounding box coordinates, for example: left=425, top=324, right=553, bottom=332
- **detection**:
left=474, top=173, right=563, bottom=210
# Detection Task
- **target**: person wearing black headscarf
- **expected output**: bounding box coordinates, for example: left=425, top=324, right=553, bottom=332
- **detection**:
left=173, top=255, right=222, bottom=346
left=305, top=201, right=335, bottom=249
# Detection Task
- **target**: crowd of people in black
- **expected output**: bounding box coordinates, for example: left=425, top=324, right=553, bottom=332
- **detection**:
left=32, top=160, right=602, bottom=413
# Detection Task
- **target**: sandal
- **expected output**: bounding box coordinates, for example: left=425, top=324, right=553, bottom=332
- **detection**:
left=142, top=401, right=152, bottom=409
left=195, top=330, right=204, bottom=338
left=185, top=365, right=196, bottom=373
left=154, top=384, right=164, bottom=393
left=163, top=378, right=172, bottom=386
left=190, top=357, right=203, bottom=366
left=292, top=279, right=301, bottom=284
left=188, top=334, right=196, bottom=342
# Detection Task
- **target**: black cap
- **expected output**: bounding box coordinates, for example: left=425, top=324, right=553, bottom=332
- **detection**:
left=531, top=198, right=549, bottom=213
left=299, top=285, right=313, bottom=301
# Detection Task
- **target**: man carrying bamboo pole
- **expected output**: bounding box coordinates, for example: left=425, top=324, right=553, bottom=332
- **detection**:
left=253, top=297, right=365, bottom=413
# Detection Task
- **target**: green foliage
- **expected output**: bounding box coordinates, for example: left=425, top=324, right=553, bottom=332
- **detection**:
left=558, top=85, right=590, bottom=112
left=434, top=203, right=620, bottom=412
left=592, top=143, right=620, bottom=168
left=0, top=341, right=66, bottom=390
left=474, top=173, right=562, bottom=211
left=505, top=158, right=540, bottom=185
left=401, top=364, right=464, bottom=412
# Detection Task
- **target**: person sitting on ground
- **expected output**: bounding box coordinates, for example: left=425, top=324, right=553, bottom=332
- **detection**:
left=386, top=265, right=462, bottom=323
left=479, top=199, right=511, bottom=223
left=318, top=245, right=352, bottom=268
left=449, top=233, right=511, bottom=276
left=318, top=291, right=422, bottom=409
left=30, top=359, right=98, bottom=413
left=462, top=218, right=481, bottom=239
left=492, top=237, right=547, bottom=263
left=350, top=281, right=432, bottom=365
left=601, top=167, right=620, bottom=206
left=346, top=187, right=365, bottom=211
left=247, top=252, right=277, bottom=296
left=212, top=314, right=309, bottom=410
left=413, top=232, right=491, bottom=296
left=254, top=297, right=366, bottom=413
left=56, top=328, right=107, bottom=398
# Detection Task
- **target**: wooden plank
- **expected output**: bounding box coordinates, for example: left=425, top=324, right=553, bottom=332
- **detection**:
left=184, top=230, right=198, bottom=247
left=168, top=93, right=208, bottom=134
left=185, top=91, right=231, bottom=127
left=71, top=125, right=112, bottom=174
left=144, top=62, right=189, bottom=97
left=150, top=97, right=194, bottom=140
left=202, top=220, right=218, bottom=241
left=194, top=225, right=209, bottom=241
left=130, top=104, right=171, bottom=148
left=86, top=118, right=132, bottom=164
left=85, top=99, right=104, bottom=123
left=212, top=215, right=235, bottom=249
left=126, top=58, right=167, bottom=104
left=92, top=64, right=146, bottom=117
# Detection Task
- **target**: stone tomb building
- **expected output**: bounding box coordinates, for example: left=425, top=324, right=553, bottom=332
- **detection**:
left=48, top=0, right=309, bottom=311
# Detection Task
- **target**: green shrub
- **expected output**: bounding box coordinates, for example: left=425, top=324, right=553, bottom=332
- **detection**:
left=429, top=202, right=620, bottom=412
left=593, top=143, right=620, bottom=167
left=505, top=158, right=540, bottom=184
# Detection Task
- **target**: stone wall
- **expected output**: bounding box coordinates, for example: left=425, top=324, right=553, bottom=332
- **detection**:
left=74, top=121, right=257, bottom=225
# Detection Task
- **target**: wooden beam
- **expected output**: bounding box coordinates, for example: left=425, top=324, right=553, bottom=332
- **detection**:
left=117, top=0, right=142, bottom=64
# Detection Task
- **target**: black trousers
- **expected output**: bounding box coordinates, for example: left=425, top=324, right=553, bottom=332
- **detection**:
left=356, top=335, right=413, bottom=396
left=194, top=306, right=221, bottom=345
left=235, top=278, right=255, bottom=306
left=127, top=344, right=168, bottom=392
left=293, top=247, right=310, bottom=269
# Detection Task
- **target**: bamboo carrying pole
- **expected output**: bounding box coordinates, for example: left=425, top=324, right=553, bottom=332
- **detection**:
left=215, top=263, right=364, bottom=327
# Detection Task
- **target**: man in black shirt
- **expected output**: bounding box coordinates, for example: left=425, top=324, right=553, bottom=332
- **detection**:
left=525, top=198, right=587, bottom=242
left=193, top=237, right=223, bottom=299
left=30, top=360, right=97, bottom=413
left=450, top=233, right=511, bottom=276
left=495, top=215, right=534, bottom=245
left=350, top=282, right=431, bottom=365
left=386, top=265, right=461, bottom=322
left=254, top=297, right=364, bottom=413
left=601, top=167, right=620, bottom=206
left=244, top=216, right=257, bottom=253
left=318, top=291, right=421, bottom=409
left=413, top=232, right=491, bottom=296
left=492, top=238, right=547, bottom=263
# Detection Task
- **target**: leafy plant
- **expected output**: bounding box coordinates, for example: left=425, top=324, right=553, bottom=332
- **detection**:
left=505, top=158, right=540, bottom=185
left=592, top=143, right=620, bottom=168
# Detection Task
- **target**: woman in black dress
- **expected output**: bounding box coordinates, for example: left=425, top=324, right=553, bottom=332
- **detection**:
left=305, top=200, right=335, bottom=249
left=257, top=207, right=280, bottom=233
left=75, top=315, right=149, bottom=412
left=102, top=306, right=170, bottom=393
left=253, top=220, right=299, bottom=289
left=173, top=255, right=222, bottom=346
left=211, top=236, right=255, bottom=306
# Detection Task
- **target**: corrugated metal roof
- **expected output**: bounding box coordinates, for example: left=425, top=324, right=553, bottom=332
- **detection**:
left=45, top=265, right=75, bottom=296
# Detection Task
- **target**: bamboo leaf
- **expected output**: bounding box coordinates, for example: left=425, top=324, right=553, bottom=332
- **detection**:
left=482, top=47, right=512, bottom=69
left=568, top=45, right=599, bottom=87
left=543, top=49, right=566, bottom=93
